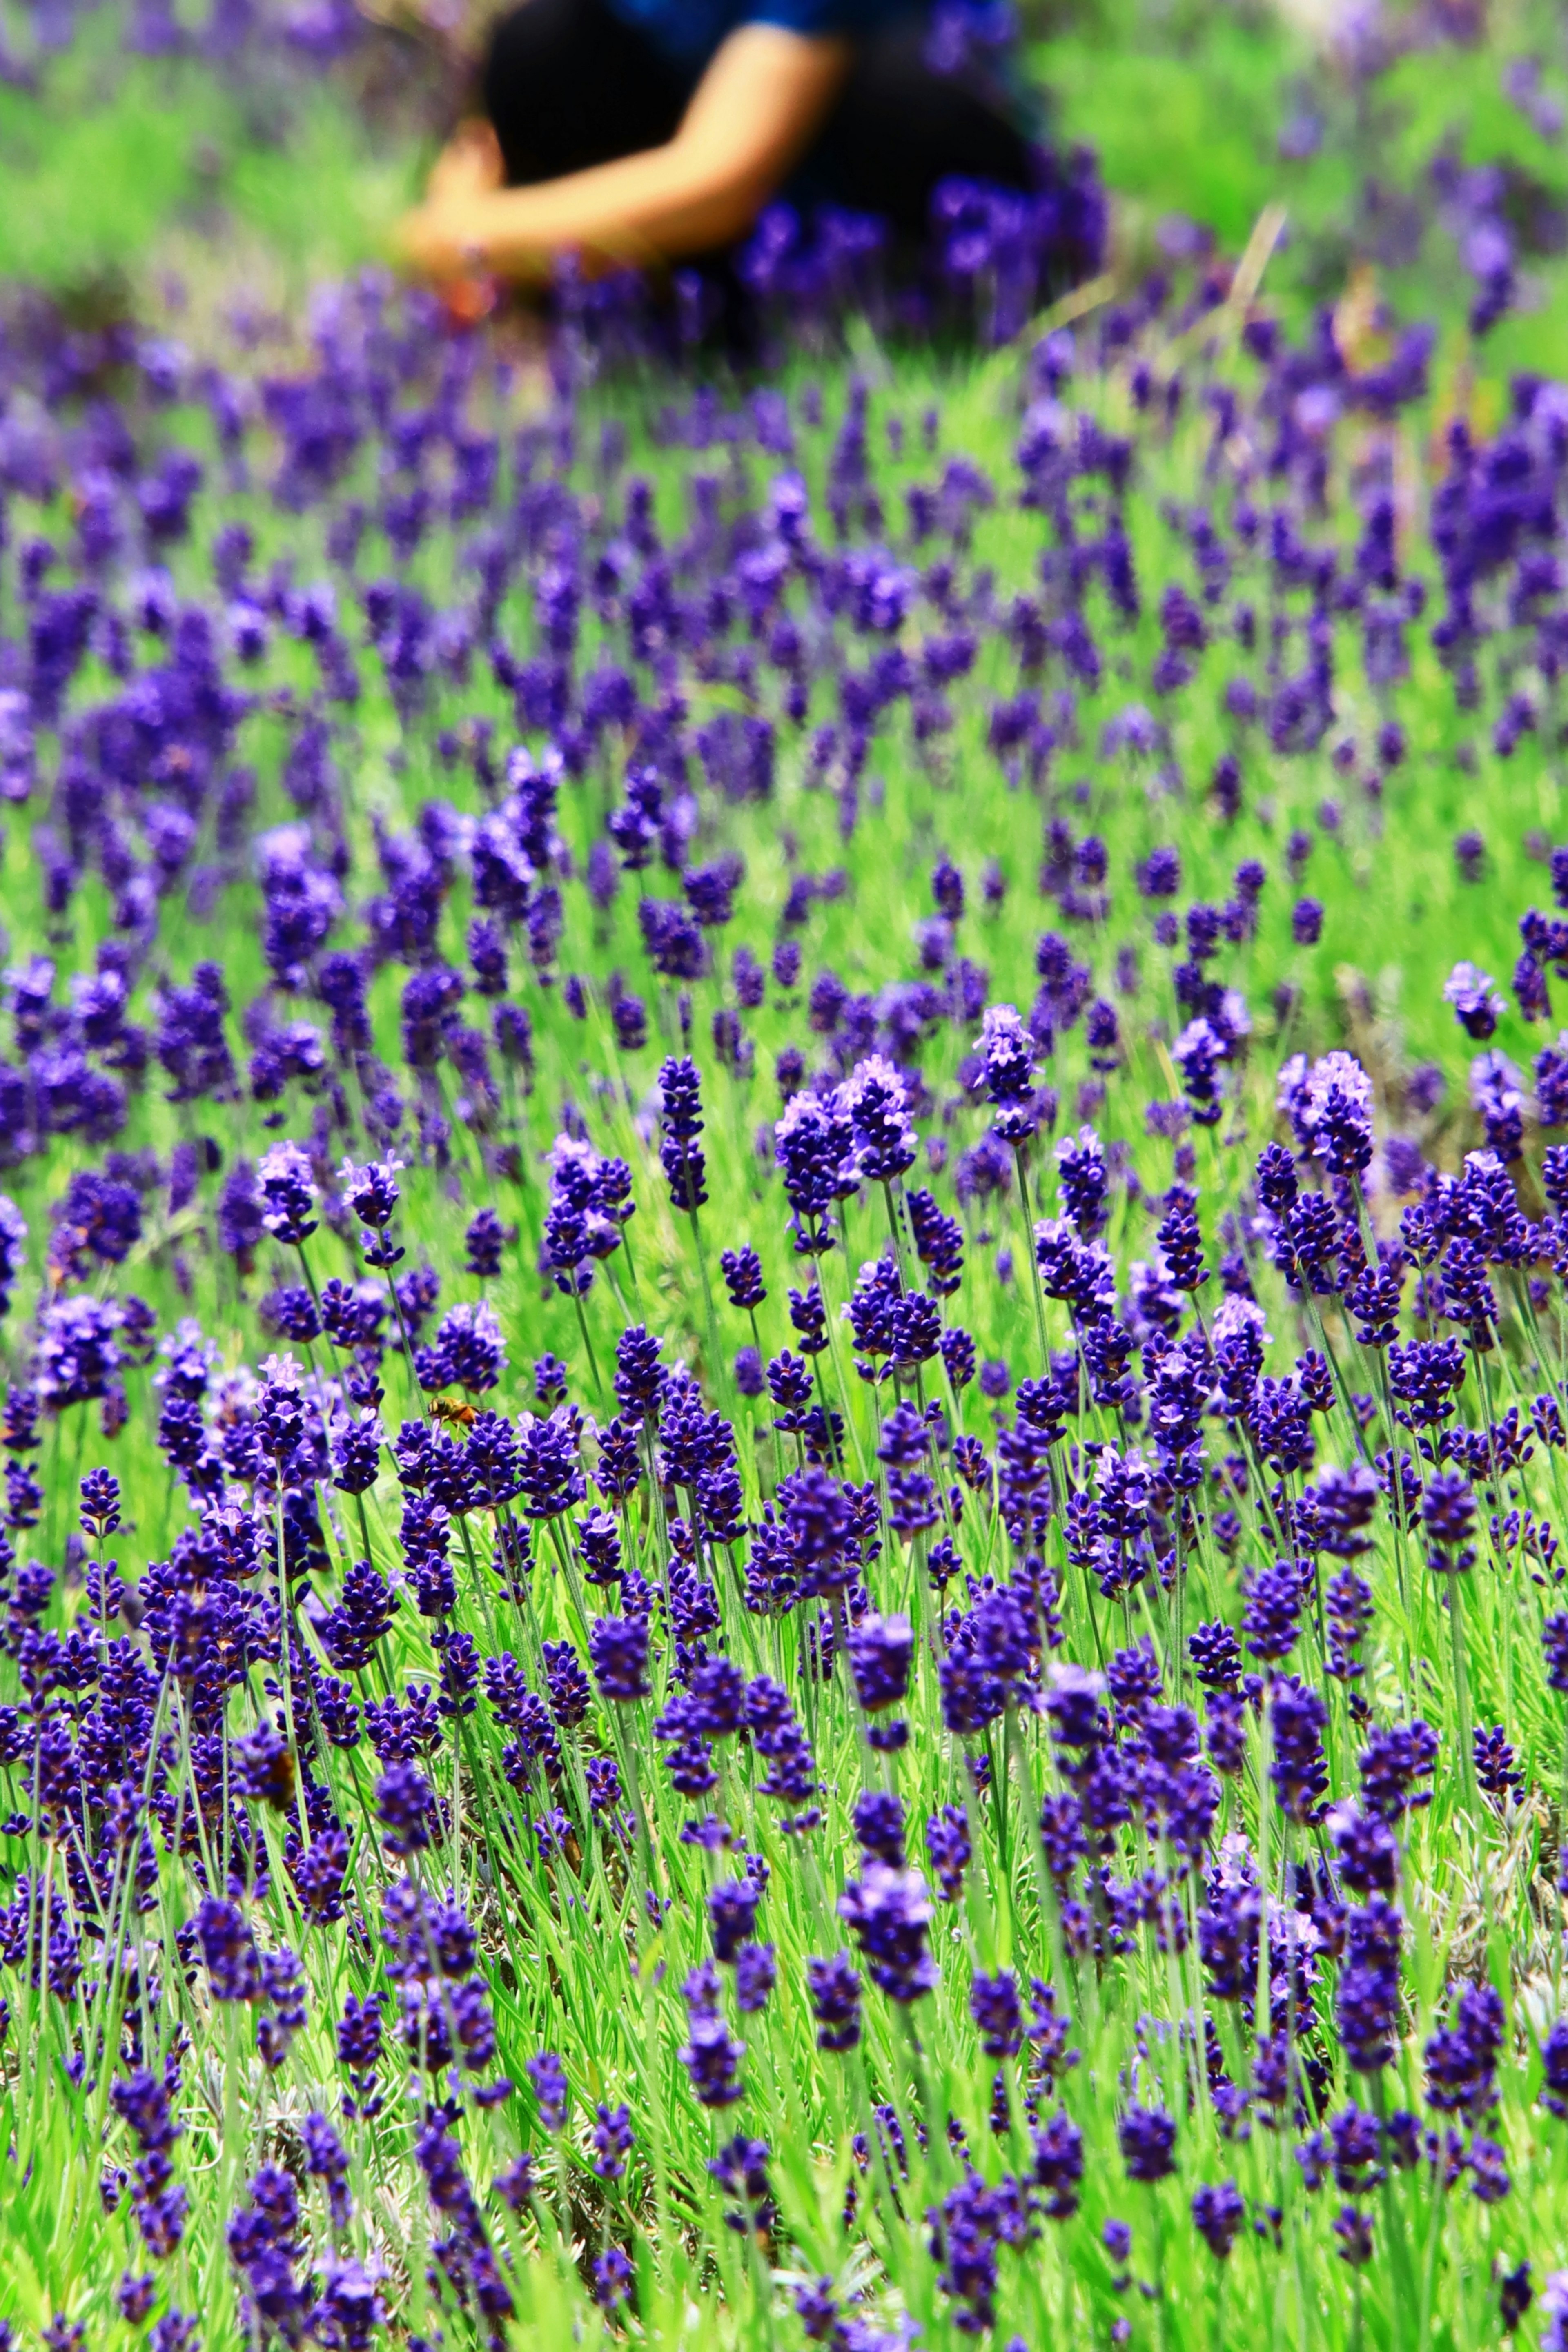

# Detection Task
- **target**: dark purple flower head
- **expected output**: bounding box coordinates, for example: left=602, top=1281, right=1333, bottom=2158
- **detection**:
left=1119, top=2103, right=1176, bottom=2181
left=837, top=1862, right=936, bottom=2002
left=117, top=2276, right=157, bottom=2324
left=926, top=1804, right=970, bottom=1900
left=80, top=1466, right=121, bottom=1541
left=774, top=1089, right=858, bottom=1247
left=517, top=1409, right=585, bottom=1520
left=1156, top=1184, right=1207, bottom=1290
left=375, top=1762, right=437, bottom=1856
left=1544, top=1613, right=1568, bottom=1695
left=196, top=1897, right=261, bottom=2002
left=463, top=1207, right=506, bottom=1279
left=526, top=2049, right=568, bottom=2131
left=1054, top=1124, right=1109, bottom=1238
left=1032, top=2109, right=1085, bottom=2218
left=1138, top=846, right=1181, bottom=898
left=418, top=1300, right=506, bottom=1395
left=735, top=1942, right=777, bottom=2014
left=1269, top=1674, right=1329, bottom=1824
left=1243, top=1561, right=1303, bottom=1664
left=851, top=1788, right=906, bottom=1866
left=1425, top=1980, right=1504, bottom=2121
left=842, top=1054, right=916, bottom=1182
left=806, top=1950, right=862, bottom=2051
left=591, top=2100, right=635, bottom=2177
left=709, top=1875, right=763, bottom=1962
left=256, top=1140, right=318, bottom=1247
left=590, top=1614, right=650, bottom=1704
left=541, top=1638, right=590, bottom=1730
left=1288, top=1051, right=1374, bottom=1179
left=709, top=2130, right=773, bottom=2225
left=614, top=1323, right=667, bottom=1426
left=1474, top=1724, right=1524, bottom=1803
left=1422, top=1470, right=1476, bottom=1572
left=575, top=1506, right=622, bottom=1586
left=38, top=1295, right=125, bottom=1412
left=848, top=1612, right=913, bottom=1712
left=1498, top=2260, right=1532, bottom=2333
left=1444, top=962, right=1505, bottom=1042
left=969, top=1966, right=1023, bottom=2058
left=720, top=1246, right=766, bottom=1310
left=1336, top=1895, right=1403, bottom=2073
left=1191, top=2179, right=1245, bottom=2259
left=659, top=1055, right=708, bottom=1212
left=1188, top=1621, right=1242, bottom=1691
left=977, top=1003, right=1038, bottom=1143
left=679, top=2009, right=746, bottom=2108
left=1334, top=2207, right=1374, bottom=2267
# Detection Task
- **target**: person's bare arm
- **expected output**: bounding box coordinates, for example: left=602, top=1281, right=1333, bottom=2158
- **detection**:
left=396, top=22, right=850, bottom=281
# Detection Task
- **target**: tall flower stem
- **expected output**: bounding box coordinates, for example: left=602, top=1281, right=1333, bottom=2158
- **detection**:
left=1013, top=1144, right=1050, bottom=1375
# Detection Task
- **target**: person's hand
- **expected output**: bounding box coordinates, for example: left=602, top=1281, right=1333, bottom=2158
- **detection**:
left=396, top=122, right=507, bottom=285
left=426, top=119, right=503, bottom=204
left=393, top=194, right=494, bottom=281
left=393, top=193, right=504, bottom=325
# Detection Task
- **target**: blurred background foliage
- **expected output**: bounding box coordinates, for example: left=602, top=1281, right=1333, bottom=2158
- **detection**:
left=2, top=0, right=1568, bottom=380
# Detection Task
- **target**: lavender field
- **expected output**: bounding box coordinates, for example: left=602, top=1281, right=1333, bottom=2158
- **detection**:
left=5, top=2, right=1568, bottom=2347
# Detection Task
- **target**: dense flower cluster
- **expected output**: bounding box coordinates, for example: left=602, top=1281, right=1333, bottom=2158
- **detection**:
left=5, top=13, right=1568, bottom=2343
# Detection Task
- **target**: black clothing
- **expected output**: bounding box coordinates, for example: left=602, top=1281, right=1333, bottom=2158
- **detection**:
left=480, top=0, right=1035, bottom=240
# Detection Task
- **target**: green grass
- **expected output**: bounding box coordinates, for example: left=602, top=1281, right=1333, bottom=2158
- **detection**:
left=6, top=8, right=1568, bottom=2352
left=0, top=22, right=421, bottom=297
left=1038, top=13, right=1309, bottom=250
left=6, top=0, right=1568, bottom=386
left=0, top=315, right=1564, bottom=2343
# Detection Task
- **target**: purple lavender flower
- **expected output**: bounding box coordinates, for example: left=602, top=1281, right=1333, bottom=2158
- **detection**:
left=1054, top=1124, right=1109, bottom=1237
left=375, top=1762, right=437, bottom=1855
left=926, top=1804, right=971, bottom=1900
left=526, top=2049, right=568, bottom=2131
left=579, top=2102, right=631, bottom=2183
left=837, top=1863, right=936, bottom=2002
left=1444, top=962, right=1505, bottom=1041
left=1243, top=1561, right=1302, bottom=1664
left=976, top=1004, right=1038, bottom=1142
left=1269, top=1675, right=1329, bottom=1823
left=842, top=1054, right=916, bottom=1182
left=735, top=1942, right=777, bottom=2014
left=1422, top=1470, right=1477, bottom=1573
left=1298, top=1051, right=1375, bottom=1179
left=590, top=1615, right=650, bottom=1704
left=195, top=1898, right=261, bottom=2002
left=659, top=1054, right=708, bottom=1214
left=592, top=2248, right=634, bottom=2310
left=256, top=1140, right=318, bottom=1246
left=969, top=1967, right=1023, bottom=2059
left=417, top=1300, right=506, bottom=1394
left=1118, top=2103, right=1176, bottom=2181
left=847, top=1612, right=913, bottom=1713
left=37, top=1295, right=124, bottom=1411
left=806, top=1951, right=862, bottom=2051
left=720, top=1246, right=766, bottom=1310
left=773, top=1089, right=858, bottom=1251
left=1336, top=1895, right=1403, bottom=2073
left=679, top=2009, right=746, bottom=2108
left=1191, top=2180, right=1245, bottom=2259
left=1032, top=2109, right=1085, bottom=2218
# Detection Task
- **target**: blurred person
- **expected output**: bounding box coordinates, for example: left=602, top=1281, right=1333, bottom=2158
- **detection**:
left=394, top=0, right=1041, bottom=284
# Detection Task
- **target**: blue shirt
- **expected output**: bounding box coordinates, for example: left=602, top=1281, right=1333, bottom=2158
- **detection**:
left=603, top=0, right=921, bottom=71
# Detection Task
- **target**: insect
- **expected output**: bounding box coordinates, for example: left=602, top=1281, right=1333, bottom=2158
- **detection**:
left=431, top=1396, right=478, bottom=1428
